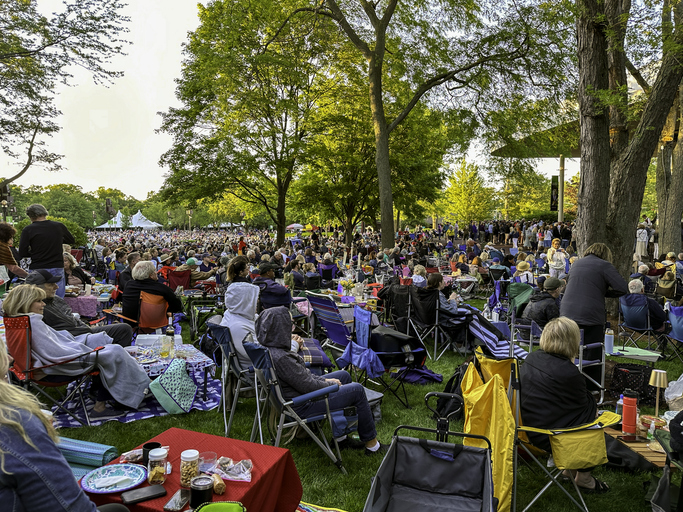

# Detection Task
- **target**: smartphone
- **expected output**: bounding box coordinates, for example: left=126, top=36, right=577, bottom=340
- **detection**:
left=121, top=484, right=167, bottom=505
left=163, top=488, right=190, bottom=511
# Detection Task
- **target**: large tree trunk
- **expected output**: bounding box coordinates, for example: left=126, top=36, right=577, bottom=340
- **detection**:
left=575, top=0, right=611, bottom=254
left=276, top=187, right=286, bottom=246
left=656, top=87, right=683, bottom=257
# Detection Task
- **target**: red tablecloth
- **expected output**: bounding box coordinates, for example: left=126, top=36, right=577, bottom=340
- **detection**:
left=64, top=295, right=99, bottom=318
left=87, top=428, right=302, bottom=512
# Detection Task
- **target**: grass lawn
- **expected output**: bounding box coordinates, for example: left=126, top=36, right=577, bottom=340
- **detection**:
left=58, top=300, right=678, bottom=512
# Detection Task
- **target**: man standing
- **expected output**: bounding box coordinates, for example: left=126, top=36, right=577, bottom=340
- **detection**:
left=19, top=204, right=74, bottom=298
left=26, top=269, right=133, bottom=347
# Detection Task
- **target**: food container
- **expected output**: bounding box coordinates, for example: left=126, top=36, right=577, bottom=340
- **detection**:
left=180, top=449, right=200, bottom=487
left=147, top=448, right=168, bottom=484
left=199, top=451, right=217, bottom=472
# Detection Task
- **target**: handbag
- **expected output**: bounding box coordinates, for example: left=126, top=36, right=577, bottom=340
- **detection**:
left=193, top=502, right=246, bottom=511
left=149, top=359, right=197, bottom=414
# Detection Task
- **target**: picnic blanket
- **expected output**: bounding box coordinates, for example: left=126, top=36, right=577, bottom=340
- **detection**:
left=52, top=378, right=222, bottom=429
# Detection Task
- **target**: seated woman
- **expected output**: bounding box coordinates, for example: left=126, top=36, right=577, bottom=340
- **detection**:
left=0, top=222, right=27, bottom=279
left=657, top=270, right=677, bottom=299
left=513, top=260, right=534, bottom=284
left=426, top=273, right=465, bottom=327
left=519, top=317, right=608, bottom=493
left=0, top=337, right=129, bottom=511
left=256, top=307, right=386, bottom=455
left=225, top=255, right=251, bottom=284
left=110, top=250, right=127, bottom=271
left=122, top=261, right=183, bottom=322
left=3, top=285, right=150, bottom=418
left=63, top=252, right=95, bottom=289
left=412, top=264, right=427, bottom=288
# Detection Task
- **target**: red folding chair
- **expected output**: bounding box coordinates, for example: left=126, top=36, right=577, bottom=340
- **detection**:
left=168, top=269, right=191, bottom=290
left=4, top=315, right=102, bottom=426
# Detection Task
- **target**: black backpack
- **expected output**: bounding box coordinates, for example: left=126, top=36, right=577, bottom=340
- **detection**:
left=199, top=331, right=222, bottom=367
left=434, top=363, right=469, bottom=420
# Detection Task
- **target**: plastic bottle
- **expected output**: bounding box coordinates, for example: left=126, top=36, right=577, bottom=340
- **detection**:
left=160, top=317, right=174, bottom=359
left=604, top=328, right=614, bottom=355
left=483, top=304, right=491, bottom=320
left=647, top=419, right=656, bottom=440
left=615, top=394, right=624, bottom=415
left=622, top=389, right=638, bottom=435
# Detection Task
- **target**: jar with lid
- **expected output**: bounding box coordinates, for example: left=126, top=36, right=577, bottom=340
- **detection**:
left=180, top=449, right=200, bottom=487
left=147, top=448, right=167, bottom=485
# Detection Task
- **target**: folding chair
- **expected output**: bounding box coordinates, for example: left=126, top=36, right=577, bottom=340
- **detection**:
left=5, top=315, right=103, bottom=426
left=168, top=269, right=191, bottom=291
left=618, top=294, right=655, bottom=349
left=306, top=291, right=353, bottom=359
left=243, top=342, right=348, bottom=473
left=575, top=329, right=606, bottom=404
left=510, top=364, right=620, bottom=512
left=206, top=322, right=258, bottom=440
left=104, top=291, right=169, bottom=334
left=412, top=287, right=463, bottom=360
left=106, top=269, right=119, bottom=286
left=666, top=305, right=683, bottom=363
left=318, top=263, right=338, bottom=288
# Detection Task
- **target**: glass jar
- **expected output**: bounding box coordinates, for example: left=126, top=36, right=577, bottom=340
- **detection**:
left=147, top=448, right=168, bottom=485
left=180, top=449, right=200, bottom=487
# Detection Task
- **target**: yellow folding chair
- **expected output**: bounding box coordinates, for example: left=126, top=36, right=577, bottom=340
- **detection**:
left=510, top=362, right=620, bottom=512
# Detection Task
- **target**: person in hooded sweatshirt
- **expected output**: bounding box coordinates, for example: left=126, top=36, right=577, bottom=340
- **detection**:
left=256, top=307, right=387, bottom=456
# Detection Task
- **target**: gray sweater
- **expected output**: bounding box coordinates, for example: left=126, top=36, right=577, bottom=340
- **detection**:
left=560, top=254, right=628, bottom=326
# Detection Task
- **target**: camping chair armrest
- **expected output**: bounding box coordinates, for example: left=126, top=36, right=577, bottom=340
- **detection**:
left=518, top=411, right=621, bottom=436
left=102, top=309, right=138, bottom=324
left=343, top=319, right=355, bottom=324
left=30, top=346, right=104, bottom=373
left=581, top=342, right=604, bottom=351
left=288, top=384, right=339, bottom=407
left=88, top=316, right=106, bottom=326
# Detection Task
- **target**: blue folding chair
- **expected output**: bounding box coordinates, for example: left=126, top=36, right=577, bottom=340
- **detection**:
left=619, top=294, right=655, bottom=349
left=242, top=342, right=348, bottom=473
left=666, top=305, right=683, bottom=363
left=306, top=292, right=353, bottom=359
left=206, top=322, right=258, bottom=440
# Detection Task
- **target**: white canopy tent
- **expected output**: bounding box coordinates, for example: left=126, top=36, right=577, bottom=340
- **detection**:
left=96, top=210, right=162, bottom=229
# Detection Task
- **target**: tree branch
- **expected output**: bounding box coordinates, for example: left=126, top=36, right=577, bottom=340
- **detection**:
left=0, top=126, right=40, bottom=190
left=625, top=57, right=650, bottom=93
left=262, top=6, right=336, bottom=52
left=325, top=0, right=372, bottom=58
left=388, top=38, right=529, bottom=132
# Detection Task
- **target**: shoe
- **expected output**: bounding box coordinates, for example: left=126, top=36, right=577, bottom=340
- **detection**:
left=577, top=477, right=610, bottom=494
left=337, top=437, right=366, bottom=450
left=89, top=406, right=124, bottom=421
left=365, top=442, right=389, bottom=456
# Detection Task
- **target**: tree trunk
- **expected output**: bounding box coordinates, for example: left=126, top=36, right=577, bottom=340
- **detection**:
left=575, top=0, right=611, bottom=254
left=345, top=218, right=354, bottom=246
left=368, top=54, right=394, bottom=250
left=275, top=188, right=286, bottom=246
left=395, top=210, right=401, bottom=233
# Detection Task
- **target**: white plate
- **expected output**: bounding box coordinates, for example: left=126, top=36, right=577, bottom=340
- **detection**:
left=81, top=463, right=147, bottom=494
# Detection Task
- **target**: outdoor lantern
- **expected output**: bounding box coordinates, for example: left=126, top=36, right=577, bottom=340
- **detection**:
left=649, top=369, right=668, bottom=418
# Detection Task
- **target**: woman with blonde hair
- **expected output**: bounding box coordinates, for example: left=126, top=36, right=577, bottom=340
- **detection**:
left=519, top=317, right=608, bottom=493
left=412, top=264, right=427, bottom=288
left=0, top=336, right=129, bottom=510
left=3, top=285, right=150, bottom=419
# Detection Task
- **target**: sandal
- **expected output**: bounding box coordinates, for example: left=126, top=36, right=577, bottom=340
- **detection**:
left=578, top=477, right=610, bottom=494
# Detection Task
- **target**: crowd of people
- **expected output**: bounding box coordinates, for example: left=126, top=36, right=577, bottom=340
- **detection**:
left=5, top=203, right=683, bottom=507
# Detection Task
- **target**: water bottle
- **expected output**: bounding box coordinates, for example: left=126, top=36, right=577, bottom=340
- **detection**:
left=483, top=304, right=491, bottom=320
left=615, top=394, right=624, bottom=415
left=622, top=389, right=638, bottom=435
left=604, top=328, right=614, bottom=355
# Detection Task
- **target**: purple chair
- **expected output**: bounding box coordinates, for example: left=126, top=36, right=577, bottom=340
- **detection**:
left=319, top=263, right=338, bottom=282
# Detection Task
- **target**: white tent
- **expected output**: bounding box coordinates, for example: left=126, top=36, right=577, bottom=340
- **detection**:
left=131, top=210, right=162, bottom=229
left=96, top=210, right=162, bottom=229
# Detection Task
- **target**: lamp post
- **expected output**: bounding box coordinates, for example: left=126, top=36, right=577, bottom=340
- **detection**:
left=186, top=209, right=193, bottom=231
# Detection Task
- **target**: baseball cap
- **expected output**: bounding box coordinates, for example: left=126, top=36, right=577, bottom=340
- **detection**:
left=259, top=262, right=279, bottom=274
left=25, top=269, right=62, bottom=285
left=492, top=257, right=500, bottom=263
left=543, top=277, right=562, bottom=291
left=186, top=257, right=198, bottom=266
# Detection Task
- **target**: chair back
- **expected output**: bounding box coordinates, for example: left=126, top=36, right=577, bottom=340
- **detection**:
left=207, top=322, right=244, bottom=378
left=354, top=305, right=372, bottom=349
left=138, top=291, right=169, bottom=330
left=243, top=342, right=282, bottom=413
left=306, top=292, right=351, bottom=347
left=489, top=268, right=508, bottom=282
left=107, top=269, right=119, bottom=286
left=619, top=294, right=649, bottom=331
left=304, top=274, right=321, bottom=290
left=4, top=315, right=32, bottom=373
left=669, top=305, right=683, bottom=341
left=657, top=281, right=676, bottom=299
left=168, top=270, right=191, bottom=290
left=70, top=249, right=84, bottom=263
left=319, top=264, right=337, bottom=281
left=399, top=277, right=413, bottom=285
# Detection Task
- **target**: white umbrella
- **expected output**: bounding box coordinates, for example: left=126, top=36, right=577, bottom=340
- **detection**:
left=287, top=223, right=304, bottom=229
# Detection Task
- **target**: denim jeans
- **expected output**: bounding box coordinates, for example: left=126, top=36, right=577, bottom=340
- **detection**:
left=293, top=370, right=377, bottom=443
left=44, top=267, right=65, bottom=298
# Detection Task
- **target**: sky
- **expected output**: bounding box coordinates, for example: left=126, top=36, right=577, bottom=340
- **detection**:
left=2, top=1, right=580, bottom=201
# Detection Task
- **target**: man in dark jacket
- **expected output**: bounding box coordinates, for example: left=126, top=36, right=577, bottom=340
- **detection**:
left=122, top=261, right=183, bottom=321
left=19, top=204, right=74, bottom=298
left=26, top=269, right=133, bottom=346
left=256, top=307, right=386, bottom=455
left=253, top=262, right=292, bottom=307
left=117, top=252, right=140, bottom=293
left=521, top=277, right=562, bottom=328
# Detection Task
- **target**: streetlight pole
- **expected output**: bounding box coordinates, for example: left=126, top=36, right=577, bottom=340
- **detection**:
left=186, top=209, right=193, bottom=231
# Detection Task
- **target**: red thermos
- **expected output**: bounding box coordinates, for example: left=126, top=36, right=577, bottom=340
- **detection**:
left=622, top=389, right=638, bottom=435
